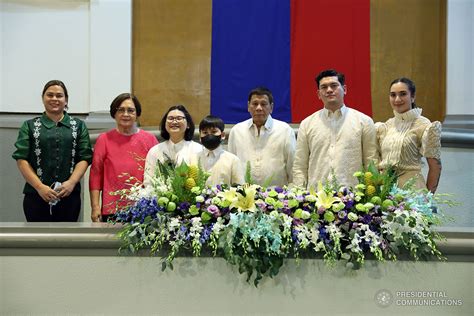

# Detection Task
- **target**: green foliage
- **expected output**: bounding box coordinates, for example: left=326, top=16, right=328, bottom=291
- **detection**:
left=171, top=162, right=194, bottom=203
left=155, top=160, right=209, bottom=204
left=244, top=161, right=254, bottom=184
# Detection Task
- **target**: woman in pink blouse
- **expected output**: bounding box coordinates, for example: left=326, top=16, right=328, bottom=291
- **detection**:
left=89, top=93, right=158, bottom=222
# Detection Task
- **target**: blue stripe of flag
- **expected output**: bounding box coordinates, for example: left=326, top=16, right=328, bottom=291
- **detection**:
left=210, top=0, right=291, bottom=123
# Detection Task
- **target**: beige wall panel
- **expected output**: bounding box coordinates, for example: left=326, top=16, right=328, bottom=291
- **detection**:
left=371, top=0, right=446, bottom=123
left=133, top=0, right=446, bottom=125
left=133, top=0, right=212, bottom=127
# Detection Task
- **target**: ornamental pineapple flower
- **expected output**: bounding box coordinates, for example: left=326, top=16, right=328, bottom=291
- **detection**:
left=185, top=177, right=196, bottom=190
left=364, top=172, right=373, bottom=185
left=188, top=164, right=199, bottom=181
left=366, top=185, right=376, bottom=197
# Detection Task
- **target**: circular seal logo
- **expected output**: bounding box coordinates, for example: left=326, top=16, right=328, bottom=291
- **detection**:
left=374, top=289, right=393, bottom=308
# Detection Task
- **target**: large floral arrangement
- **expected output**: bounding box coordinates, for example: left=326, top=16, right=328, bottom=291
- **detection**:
left=112, top=162, right=447, bottom=286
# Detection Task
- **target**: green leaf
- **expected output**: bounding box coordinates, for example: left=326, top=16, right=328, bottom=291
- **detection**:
left=201, top=212, right=212, bottom=223
left=244, top=161, right=254, bottom=184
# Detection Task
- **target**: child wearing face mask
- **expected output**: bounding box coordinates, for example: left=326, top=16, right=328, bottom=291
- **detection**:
left=198, top=115, right=244, bottom=186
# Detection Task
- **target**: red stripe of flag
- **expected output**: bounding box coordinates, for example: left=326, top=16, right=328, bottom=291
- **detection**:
left=290, top=0, right=372, bottom=122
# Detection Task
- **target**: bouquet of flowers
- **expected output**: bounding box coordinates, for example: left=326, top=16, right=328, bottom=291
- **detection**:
left=113, top=161, right=447, bottom=286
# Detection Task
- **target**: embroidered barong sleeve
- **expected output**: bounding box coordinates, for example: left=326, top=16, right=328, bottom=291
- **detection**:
left=231, top=155, right=245, bottom=185
left=284, top=127, right=297, bottom=184
left=421, top=121, right=442, bottom=160
left=362, top=117, right=378, bottom=169
left=374, top=122, right=387, bottom=168
left=144, top=145, right=160, bottom=188
left=203, top=150, right=245, bottom=186
left=227, top=129, right=236, bottom=155
left=292, top=120, right=310, bottom=188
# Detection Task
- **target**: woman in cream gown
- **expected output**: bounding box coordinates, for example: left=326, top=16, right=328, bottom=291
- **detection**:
left=376, top=78, right=442, bottom=193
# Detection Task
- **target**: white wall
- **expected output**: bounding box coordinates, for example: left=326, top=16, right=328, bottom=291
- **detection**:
left=447, top=0, right=474, bottom=115
left=2, top=256, right=473, bottom=315
left=0, top=0, right=131, bottom=113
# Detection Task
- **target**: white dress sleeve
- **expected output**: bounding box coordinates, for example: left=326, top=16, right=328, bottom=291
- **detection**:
left=420, top=121, right=442, bottom=160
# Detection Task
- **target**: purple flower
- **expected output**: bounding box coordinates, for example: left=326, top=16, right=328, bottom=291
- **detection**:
left=372, top=216, right=382, bottom=225
left=319, top=227, right=330, bottom=243
left=338, top=210, right=347, bottom=219
left=220, top=207, right=230, bottom=216
left=362, top=214, right=372, bottom=224
left=291, top=229, right=300, bottom=242
left=207, top=205, right=220, bottom=217
left=179, top=202, right=190, bottom=211
left=317, top=207, right=326, bottom=215
left=256, top=200, right=267, bottom=211
left=344, top=200, right=355, bottom=209
left=124, top=197, right=163, bottom=223
left=292, top=218, right=304, bottom=226
left=200, top=225, right=212, bottom=244
left=274, top=187, right=284, bottom=193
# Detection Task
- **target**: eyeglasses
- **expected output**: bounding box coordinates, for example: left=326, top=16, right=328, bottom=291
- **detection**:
left=166, top=116, right=186, bottom=122
left=117, top=108, right=136, bottom=114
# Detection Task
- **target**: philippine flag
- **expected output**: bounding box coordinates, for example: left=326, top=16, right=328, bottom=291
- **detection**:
left=210, top=0, right=371, bottom=123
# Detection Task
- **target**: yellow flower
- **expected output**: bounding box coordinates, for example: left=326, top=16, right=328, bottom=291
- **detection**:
left=184, top=178, right=196, bottom=190
left=366, top=185, right=376, bottom=197
left=231, top=187, right=257, bottom=212
left=218, top=187, right=238, bottom=202
left=315, top=182, right=341, bottom=209
left=364, top=172, right=373, bottom=185
left=188, top=165, right=199, bottom=181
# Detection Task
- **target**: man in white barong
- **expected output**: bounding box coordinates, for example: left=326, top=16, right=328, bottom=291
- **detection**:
left=293, top=69, right=377, bottom=189
left=228, top=87, right=296, bottom=187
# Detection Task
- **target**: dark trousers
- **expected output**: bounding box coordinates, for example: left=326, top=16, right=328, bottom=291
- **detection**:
left=23, top=191, right=81, bottom=222
left=101, top=214, right=114, bottom=222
